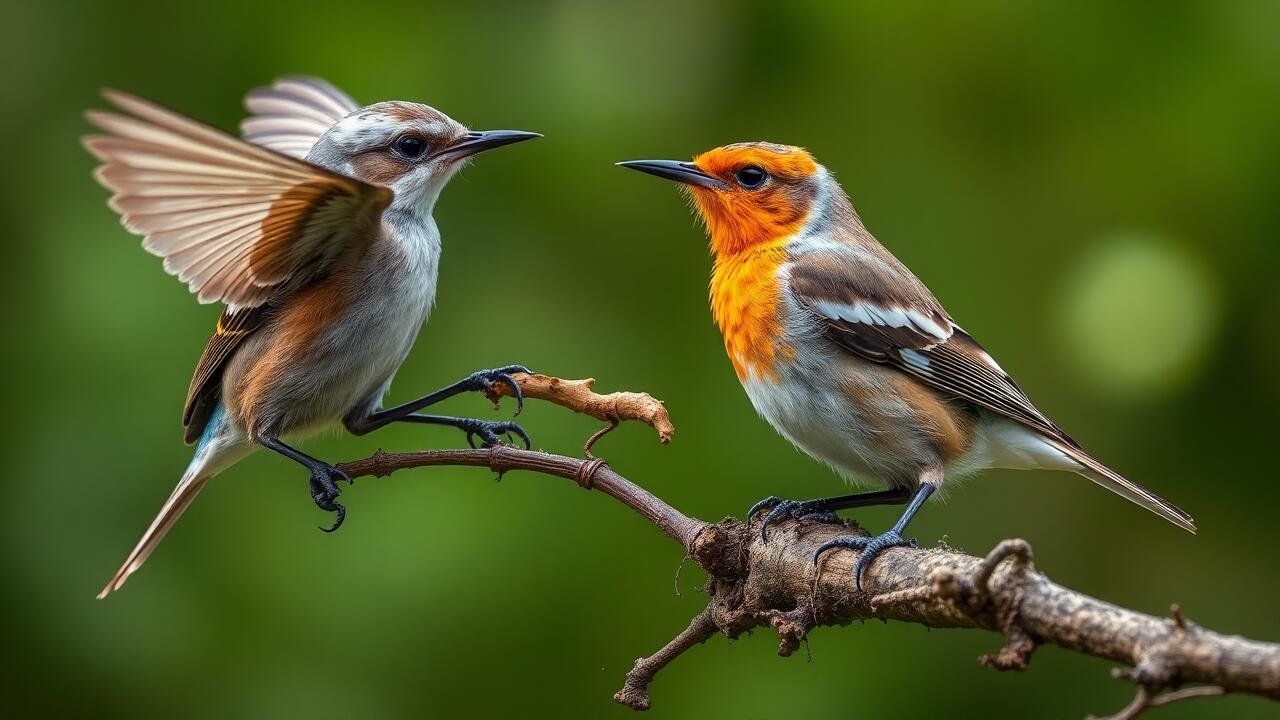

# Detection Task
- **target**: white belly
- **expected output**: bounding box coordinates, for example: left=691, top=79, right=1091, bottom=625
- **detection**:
left=265, top=218, right=441, bottom=436
left=739, top=353, right=939, bottom=489
left=741, top=355, right=1080, bottom=492
left=330, top=237, right=438, bottom=417
left=334, top=273, right=435, bottom=409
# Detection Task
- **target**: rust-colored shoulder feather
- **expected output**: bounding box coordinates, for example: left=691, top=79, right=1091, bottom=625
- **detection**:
left=82, top=88, right=396, bottom=442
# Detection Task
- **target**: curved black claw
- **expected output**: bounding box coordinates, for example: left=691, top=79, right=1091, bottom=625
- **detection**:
left=309, top=464, right=351, bottom=533
left=813, top=530, right=918, bottom=591
left=462, top=418, right=532, bottom=449
left=747, top=496, right=841, bottom=542
left=747, top=495, right=783, bottom=521
left=467, top=365, right=533, bottom=415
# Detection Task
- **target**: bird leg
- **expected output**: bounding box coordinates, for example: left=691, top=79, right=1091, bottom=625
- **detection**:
left=748, top=487, right=913, bottom=541
left=344, top=365, right=533, bottom=443
left=256, top=434, right=351, bottom=532
left=813, top=468, right=941, bottom=590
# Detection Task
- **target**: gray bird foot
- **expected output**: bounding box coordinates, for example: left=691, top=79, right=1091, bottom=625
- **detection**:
left=309, top=463, right=351, bottom=533
left=464, top=365, right=533, bottom=414
left=813, top=530, right=918, bottom=591
left=747, top=496, right=842, bottom=541
left=460, top=417, right=532, bottom=449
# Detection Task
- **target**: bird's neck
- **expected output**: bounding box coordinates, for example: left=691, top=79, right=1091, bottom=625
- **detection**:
left=385, top=209, right=442, bottom=272
left=709, top=238, right=793, bottom=382
left=694, top=188, right=810, bottom=257
left=697, top=181, right=820, bottom=382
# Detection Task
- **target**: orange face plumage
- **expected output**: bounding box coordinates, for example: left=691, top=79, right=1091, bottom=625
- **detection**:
left=616, top=142, right=822, bottom=380
left=683, top=143, right=817, bottom=380
left=687, top=143, right=820, bottom=257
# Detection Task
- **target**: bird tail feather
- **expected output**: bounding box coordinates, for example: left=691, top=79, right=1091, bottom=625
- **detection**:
left=1047, top=439, right=1196, bottom=534
left=96, top=456, right=214, bottom=599
left=98, top=403, right=246, bottom=599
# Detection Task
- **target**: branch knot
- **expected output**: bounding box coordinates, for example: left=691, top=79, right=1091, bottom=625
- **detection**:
left=575, top=457, right=609, bottom=491
left=760, top=608, right=814, bottom=657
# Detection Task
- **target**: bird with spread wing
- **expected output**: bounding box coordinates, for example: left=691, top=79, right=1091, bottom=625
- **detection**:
left=85, top=77, right=539, bottom=597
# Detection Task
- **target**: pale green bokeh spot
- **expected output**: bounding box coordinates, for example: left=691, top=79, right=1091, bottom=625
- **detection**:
left=1057, top=234, right=1219, bottom=397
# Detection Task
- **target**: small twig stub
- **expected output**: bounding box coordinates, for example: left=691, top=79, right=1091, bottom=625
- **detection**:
left=483, top=372, right=674, bottom=444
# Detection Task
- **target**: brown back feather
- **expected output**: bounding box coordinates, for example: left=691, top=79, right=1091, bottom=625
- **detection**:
left=182, top=306, right=269, bottom=444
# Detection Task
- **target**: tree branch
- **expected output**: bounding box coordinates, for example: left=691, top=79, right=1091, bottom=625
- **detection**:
left=483, top=372, right=674, bottom=453
left=614, top=607, right=718, bottom=711
left=336, top=373, right=1279, bottom=717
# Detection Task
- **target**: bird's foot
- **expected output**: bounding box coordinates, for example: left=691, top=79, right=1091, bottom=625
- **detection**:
left=464, top=364, right=533, bottom=415
left=747, top=496, right=841, bottom=541
left=813, top=529, right=918, bottom=591
left=458, top=417, right=532, bottom=449
left=309, top=463, right=352, bottom=533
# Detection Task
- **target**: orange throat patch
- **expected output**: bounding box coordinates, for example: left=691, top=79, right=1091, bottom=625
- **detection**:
left=686, top=143, right=818, bottom=382
left=709, top=241, right=793, bottom=381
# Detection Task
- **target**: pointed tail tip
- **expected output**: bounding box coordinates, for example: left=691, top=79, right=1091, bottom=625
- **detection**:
left=96, top=571, right=128, bottom=600
left=1150, top=502, right=1197, bottom=535
left=1163, top=502, right=1197, bottom=535
left=1156, top=503, right=1196, bottom=535
left=1053, top=439, right=1199, bottom=537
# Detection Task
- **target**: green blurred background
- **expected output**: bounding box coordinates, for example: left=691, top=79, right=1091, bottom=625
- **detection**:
left=3, top=1, right=1278, bottom=717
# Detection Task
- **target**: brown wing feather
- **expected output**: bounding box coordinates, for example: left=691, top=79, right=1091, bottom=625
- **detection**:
left=182, top=307, right=269, bottom=444
left=788, top=238, right=1193, bottom=532
left=84, top=89, right=393, bottom=310
left=832, top=323, right=1077, bottom=449
left=241, top=76, right=361, bottom=159
left=84, top=88, right=394, bottom=441
left=789, top=252, right=1077, bottom=449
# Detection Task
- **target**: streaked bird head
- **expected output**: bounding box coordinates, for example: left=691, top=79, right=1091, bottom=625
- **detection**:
left=294, top=101, right=539, bottom=217
left=618, top=142, right=824, bottom=256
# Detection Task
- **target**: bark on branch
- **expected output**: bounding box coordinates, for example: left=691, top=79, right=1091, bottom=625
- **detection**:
left=336, top=373, right=1279, bottom=717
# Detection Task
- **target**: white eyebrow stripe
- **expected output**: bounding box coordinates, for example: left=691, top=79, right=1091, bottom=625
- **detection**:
left=812, top=300, right=953, bottom=344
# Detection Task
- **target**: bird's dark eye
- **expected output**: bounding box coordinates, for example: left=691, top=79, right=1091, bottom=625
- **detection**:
left=735, top=165, right=768, bottom=189
left=394, top=135, right=427, bottom=159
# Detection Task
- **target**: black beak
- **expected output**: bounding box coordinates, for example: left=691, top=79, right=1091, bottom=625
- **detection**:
left=431, top=130, right=541, bottom=161
left=615, top=159, right=730, bottom=190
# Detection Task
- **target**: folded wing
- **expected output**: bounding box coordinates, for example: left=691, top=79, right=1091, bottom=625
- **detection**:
left=788, top=251, right=1194, bottom=532
left=788, top=251, right=1072, bottom=445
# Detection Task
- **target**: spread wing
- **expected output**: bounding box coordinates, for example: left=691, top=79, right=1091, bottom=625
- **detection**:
left=85, top=87, right=391, bottom=441
left=788, top=252, right=1077, bottom=447
left=240, top=76, right=360, bottom=158
left=84, top=88, right=392, bottom=310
